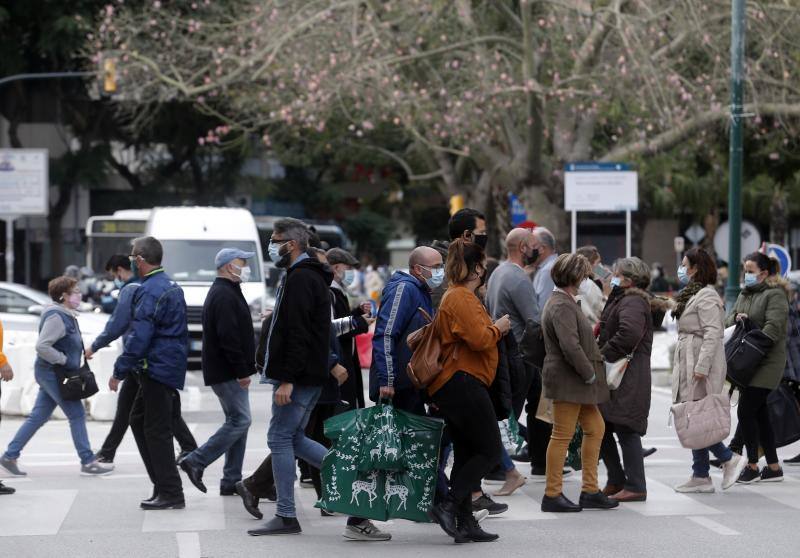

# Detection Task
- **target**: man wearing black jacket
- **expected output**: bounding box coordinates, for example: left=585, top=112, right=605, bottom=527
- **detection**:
left=178, top=249, right=255, bottom=496
left=248, top=218, right=336, bottom=537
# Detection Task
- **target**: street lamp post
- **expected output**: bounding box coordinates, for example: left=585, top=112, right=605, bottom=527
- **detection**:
left=725, top=0, right=746, bottom=311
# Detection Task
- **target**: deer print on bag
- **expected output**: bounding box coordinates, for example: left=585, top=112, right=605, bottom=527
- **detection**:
left=350, top=471, right=379, bottom=507
left=384, top=473, right=409, bottom=511
left=383, top=446, right=399, bottom=460
left=369, top=442, right=383, bottom=461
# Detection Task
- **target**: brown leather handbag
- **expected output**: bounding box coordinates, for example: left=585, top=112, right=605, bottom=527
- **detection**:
left=406, top=308, right=444, bottom=389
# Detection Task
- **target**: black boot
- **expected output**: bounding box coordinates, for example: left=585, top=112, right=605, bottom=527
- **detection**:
left=457, top=512, right=498, bottom=543
left=429, top=497, right=464, bottom=541
left=0, top=481, right=15, bottom=495
left=140, top=488, right=158, bottom=505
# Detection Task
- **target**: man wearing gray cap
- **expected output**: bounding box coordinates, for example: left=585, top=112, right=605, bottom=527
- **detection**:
left=178, top=248, right=256, bottom=496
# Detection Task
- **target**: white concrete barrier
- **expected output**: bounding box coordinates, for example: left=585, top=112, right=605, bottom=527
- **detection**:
left=0, top=331, right=122, bottom=421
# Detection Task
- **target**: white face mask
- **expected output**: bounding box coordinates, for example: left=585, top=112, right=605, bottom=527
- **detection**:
left=231, top=263, right=252, bottom=283
left=342, top=269, right=356, bottom=287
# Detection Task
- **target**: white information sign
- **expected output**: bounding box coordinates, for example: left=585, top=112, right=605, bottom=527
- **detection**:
left=564, top=170, right=638, bottom=211
left=714, top=220, right=761, bottom=264
left=0, top=149, right=49, bottom=215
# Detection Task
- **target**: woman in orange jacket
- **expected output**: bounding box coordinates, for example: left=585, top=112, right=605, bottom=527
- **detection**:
left=427, top=239, right=511, bottom=543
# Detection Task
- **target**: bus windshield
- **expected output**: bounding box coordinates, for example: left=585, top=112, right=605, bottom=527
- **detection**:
left=160, top=240, right=262, bottom=282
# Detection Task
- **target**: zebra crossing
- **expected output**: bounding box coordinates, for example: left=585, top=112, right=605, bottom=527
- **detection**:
left=2, top=383, right=800, bottom=557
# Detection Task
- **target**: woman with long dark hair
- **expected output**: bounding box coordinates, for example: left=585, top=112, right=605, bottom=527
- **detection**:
left=427, top=239, right=511, bottom=543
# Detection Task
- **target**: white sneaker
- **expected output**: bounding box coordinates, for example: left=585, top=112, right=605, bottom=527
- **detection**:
left=674, top=476, right=715, bottom=493
left=343, top=520, right=392, bottom=541
left=473, top=509, right=490, bottom=523
left=721, top=454, right=747, bottom=490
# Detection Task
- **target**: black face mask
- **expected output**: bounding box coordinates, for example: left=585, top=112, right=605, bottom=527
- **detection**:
left=472, top=233, right=488, bottom=250
left=524, top=248, right=540, bottom=266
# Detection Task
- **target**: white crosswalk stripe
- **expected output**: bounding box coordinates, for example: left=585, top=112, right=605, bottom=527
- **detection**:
left=0, top=489, right=77, bottom=536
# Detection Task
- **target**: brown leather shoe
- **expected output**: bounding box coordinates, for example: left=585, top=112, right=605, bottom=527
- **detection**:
left=602, top=484, right=624, bottom=496
left=610, top=489, right=647, bottom=502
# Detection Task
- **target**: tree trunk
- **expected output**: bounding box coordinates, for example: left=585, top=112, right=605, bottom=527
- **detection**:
left=518, top=181, right=571, bottom=250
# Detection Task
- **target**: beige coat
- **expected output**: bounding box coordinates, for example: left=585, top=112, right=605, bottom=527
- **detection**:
left=542, top=290, right=609, bottom=405
left=672, top=286, right=727, bottom=403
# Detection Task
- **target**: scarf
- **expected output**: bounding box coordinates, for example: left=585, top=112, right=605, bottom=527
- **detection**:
left=672, top=281, right=704, bottom=321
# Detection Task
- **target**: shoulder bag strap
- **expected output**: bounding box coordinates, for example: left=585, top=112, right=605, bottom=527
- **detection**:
left=627, top=329, right=649, bottom=360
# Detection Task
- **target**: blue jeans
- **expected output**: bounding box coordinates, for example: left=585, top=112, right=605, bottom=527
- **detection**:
left=186, top=379, right=252, bottom=489
left=3, top=364, right=94, bottom=465
left=267, top=384, right=328, bottom=518
left=692, top=442, right=733, bottom=478
left=500, top=446, right=515, bottom=473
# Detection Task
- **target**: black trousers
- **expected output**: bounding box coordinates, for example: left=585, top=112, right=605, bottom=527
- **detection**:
left=391, top=388, right=426, bottom=416
left=129, top=372, right=184, bottom=499
left=525, top=366, right=552, bottom=470
left=600, top=422, right=646, bottom=492
left=738, top=386, right=778, bottom=465
left=97, top=372, right=197, bottom=461
left=433, top=372, right=501, bottom=515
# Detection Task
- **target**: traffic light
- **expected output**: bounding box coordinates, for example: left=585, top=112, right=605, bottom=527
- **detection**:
left=102, top=57, right=117, bottom=94
left=449, top=195, right=464, bottom=216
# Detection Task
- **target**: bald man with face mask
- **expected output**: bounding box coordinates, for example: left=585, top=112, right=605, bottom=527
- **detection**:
left=370, top=246, right=443, bottom=414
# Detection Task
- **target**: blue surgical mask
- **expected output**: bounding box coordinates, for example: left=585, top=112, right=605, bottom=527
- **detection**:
left=268, top=241, right=288, bottom=264
left=610, top=276, right=622, bottom=288
left=425, top=267, right=445, bottom=290
left=744, top=273, right=759, bottom=288
left=114, top=278, right=125, bottom=289
left=342, top=269, right=356, bottom=287
left=677, top=266, right=689, bottom=286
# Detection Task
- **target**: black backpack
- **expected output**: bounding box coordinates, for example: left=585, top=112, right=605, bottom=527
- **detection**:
left=724, top=318, right=774, bottom=389
left=519, top=319, right=546, bottom=369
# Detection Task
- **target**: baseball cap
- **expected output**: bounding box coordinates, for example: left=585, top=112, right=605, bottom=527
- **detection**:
left=215, top=248, right=255, bottom=269
left=326, top=247, right=360, bottom=267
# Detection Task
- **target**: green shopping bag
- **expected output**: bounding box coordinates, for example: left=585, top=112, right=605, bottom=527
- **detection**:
left=566, top=426, right=583, bottom=471
left=358, top=404, right=404, bottom=471
left=317, top=404, right=444, bottom=522
left=500, top=413, right=526, bottom=455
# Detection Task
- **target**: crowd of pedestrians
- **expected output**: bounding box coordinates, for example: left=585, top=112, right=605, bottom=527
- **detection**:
left=0, top=208, right=798, bottom=547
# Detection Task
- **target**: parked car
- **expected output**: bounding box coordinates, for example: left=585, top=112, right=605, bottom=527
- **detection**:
left=0, top=282, right=109, bottom=339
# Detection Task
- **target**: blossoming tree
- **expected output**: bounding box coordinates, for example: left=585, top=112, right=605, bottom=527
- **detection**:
left=93, top=0, right=800, bottom=236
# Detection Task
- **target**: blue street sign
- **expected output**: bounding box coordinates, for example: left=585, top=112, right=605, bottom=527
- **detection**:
left=767, top=243, right=792, bottom=277
left=565, top=162, right=631, bottom=172
left=508, top=193, right=527, bottom=227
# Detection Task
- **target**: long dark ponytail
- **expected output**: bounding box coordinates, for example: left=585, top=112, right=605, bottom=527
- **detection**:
left=745, top=251, right=779, bottom=276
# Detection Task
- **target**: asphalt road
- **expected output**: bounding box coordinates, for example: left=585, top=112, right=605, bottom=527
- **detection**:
left=2, top=372, right=799, bottom=558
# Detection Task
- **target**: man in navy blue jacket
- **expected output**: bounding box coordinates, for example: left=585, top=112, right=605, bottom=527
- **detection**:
left=90, top=255, right=196, bottom=465
left=370, top=246, right=443, bottom=414
left=113, top=236, right=189, bottom=510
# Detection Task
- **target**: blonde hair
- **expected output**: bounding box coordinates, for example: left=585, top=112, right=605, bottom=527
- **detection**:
left=551, top=253, right=591, bottom=288
left=445, top=238, right=485, bottom=285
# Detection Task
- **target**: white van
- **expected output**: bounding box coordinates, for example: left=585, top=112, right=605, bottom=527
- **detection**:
left=88, top=206, right=268, bottom=368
